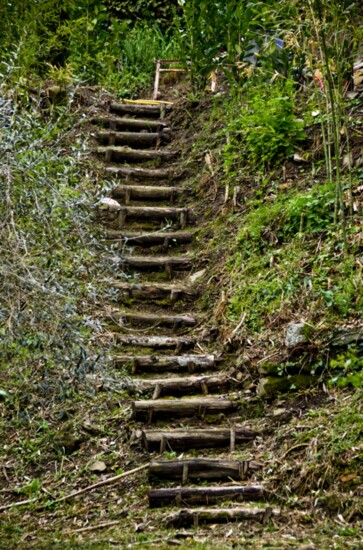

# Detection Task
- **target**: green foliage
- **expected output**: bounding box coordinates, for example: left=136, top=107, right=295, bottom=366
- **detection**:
left=227, top=182, right=362, bottom=331
left=176, top=0, right=300, bottom=90
left=0, top=0, right=180, bottom=96
left=329, top=347, right=363, bottom=388
left=105, top=0, right=180, bottom=25
left=0, top=83, right=109, bottom=413
left=223, top=81, right=306, bottom=170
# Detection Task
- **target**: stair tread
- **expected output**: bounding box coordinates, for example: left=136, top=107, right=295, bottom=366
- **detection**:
left=116, top=335, right=195, bottom=349
left=105, top=166, right=178, bottom=179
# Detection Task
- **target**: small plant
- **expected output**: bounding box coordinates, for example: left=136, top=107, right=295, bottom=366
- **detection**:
left=223, top=80, right=306, bottom=172
left=329, top=347, right=363, bottom=388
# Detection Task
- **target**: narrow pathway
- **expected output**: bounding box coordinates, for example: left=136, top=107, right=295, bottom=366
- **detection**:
left=92, top=100, right=278, bottom=529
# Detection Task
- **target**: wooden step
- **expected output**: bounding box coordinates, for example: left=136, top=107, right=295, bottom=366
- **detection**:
left=117, top=206, right=191, bottom=227
left=90, top=116, right=168, bottom=132
left=110, top=101, right=171, bottom=118
left=112, top=185, right=184, bottom=202
left=142, top=427, right=257, bottom=452
left=149, top=485, right=265, bottom=508
left=113, top=281, right=195, bottom=302
left=105, top=166, right=176, bottom=180
left=166, top=507, right=279, bottom=527
left=132, top=397, right=238, bottom=422
left=121, top=255, right=192, bottom=273
left=149, top=459, right=262, bottom=484
left=111, top=311, right=197, bottom=328
left=96, top=130, right=171, bottom=148
left=106, top=230, right=194, bottom=248
left=116, top=354, right=214, bottom=374
left=130, top=373, right=232, bottom=398
left=96, top=146, right=177, bottom=164
left=116, top=335, right=195, bottom=350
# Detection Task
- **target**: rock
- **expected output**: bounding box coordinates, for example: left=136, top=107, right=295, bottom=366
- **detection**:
left=89, top=460, right=107, bottom=473
left=331, top=327, right=363, bottom=346
left=96, top=198, right=121, bottom=211
left=285, top=323, right=310, bottom=349
left=271, top=408, right=287, bottom=417
left=257, top=375, right=318, bottom=399
left=53, top=431, right=82, bottom=454
left=189, top=268, right=206, bottom=284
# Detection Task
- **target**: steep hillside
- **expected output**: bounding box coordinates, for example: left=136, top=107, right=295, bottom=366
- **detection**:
left=0, top=80, right=362, bottom=548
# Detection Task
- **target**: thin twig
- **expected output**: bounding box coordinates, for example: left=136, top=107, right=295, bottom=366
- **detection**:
left=64, top=520, right=120, bottom=535
left=0, top=498, right=36, bottom=512
left=50, top=463, right=149, bottom=505
left=0, top=464, right=149, bottom=513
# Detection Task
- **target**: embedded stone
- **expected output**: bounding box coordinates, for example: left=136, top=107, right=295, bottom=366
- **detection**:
left=97, top=197, right=121, bottom=211
left=285, top=323, right=310, bottom=349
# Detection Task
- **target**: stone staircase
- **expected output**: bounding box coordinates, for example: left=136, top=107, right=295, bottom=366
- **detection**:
left=92, top=100, right=278, bottom=529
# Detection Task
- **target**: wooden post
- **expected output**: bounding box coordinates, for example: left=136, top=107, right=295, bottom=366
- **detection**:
left=153, top=60, right=161, bottom=101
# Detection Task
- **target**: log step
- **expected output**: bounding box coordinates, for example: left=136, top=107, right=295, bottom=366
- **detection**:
left=110, top=101, right=171, bottom=118
left=149, top=459, right=262, bottom=484
left=116, top=335, right=195, bottom=350
left=116, top=354, right=215, bottom=374
left=112, top=185, right=184, bottom=202
left=96, top=146, right=177, bottom=163
left=166, top=507, right=279, bottom=528
left=90, top=116, right=168, bottom=132
left=96, top=130, right=171, bottom=148
left=149, top=485, right=265, bottom=508
left=111, top=311, right=197, bottom=329
left=113, top=281, right=196, bottom=302
left=142, top=427, right=257, bottom=452
left=130, top=373, right=232, bottom=398
left=121, top=255, right=192, bottom=273
left=117, top=206, right=191, bottom=226
left=105, top=166, right=176, bottom=180
left=132, top=397, right=238, bottom=422
left=106, top=230, right=195, bottom=248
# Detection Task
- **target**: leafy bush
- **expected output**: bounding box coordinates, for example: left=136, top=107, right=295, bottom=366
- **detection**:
left=223, top=81, right=306, bottom=170
left=0, top=1, right=181, bottom=96
left=0, top=86, right=108, bottom=412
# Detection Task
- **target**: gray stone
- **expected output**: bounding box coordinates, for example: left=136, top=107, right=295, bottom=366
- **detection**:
left=285, top=323, right=309, bottom=349
left=96, top=197, right=121, bottom=211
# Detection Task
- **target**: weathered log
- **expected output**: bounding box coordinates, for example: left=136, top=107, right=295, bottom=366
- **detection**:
left=96, top=131, right=171, bottom=148
left=130, top=373, right=232, bottom=397
left=111, top=311, right=197, bottom=328
left=96, top=146, right=177, bottom=163
left=132, top=397, right=238, bottom=422
left=149, top=485, right=265, bottom=508
left=112, top=185, right=184, bottom=201
left=90, top=116, right=168, bottom=132
left=105, top=166, right=176, bottom=180
left=149, top=459, right=261, bottom=483
left=113, top=281, right=196, bottom=302
left=106, top=230, right=195, bottom=248
left=116, top=206, right=191, bottom=225
left=149, top=459, right=262, bottom=483
left=116, top=335, right=195, bottom=350
left=167, top=507, right=279, bottom=527
left=121, top=255, right=192, bottom=272
left=142, top=427, right=257, bottom=452
left=110, top=101, right=171, bottom=118
left=116, top=354, right=214, bottom=374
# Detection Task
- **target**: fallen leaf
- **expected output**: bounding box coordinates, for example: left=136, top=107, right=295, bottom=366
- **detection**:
left=340, top=473, right=358, bottom=483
